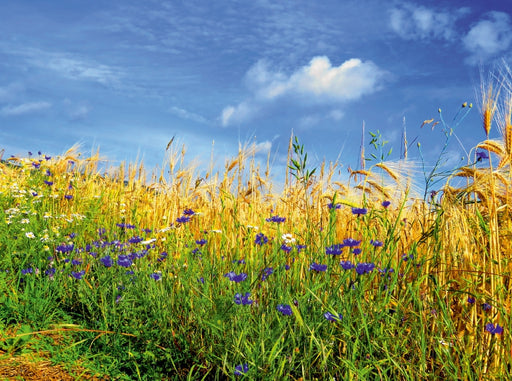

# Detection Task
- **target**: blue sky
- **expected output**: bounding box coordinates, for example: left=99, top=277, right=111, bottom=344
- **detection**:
left=1, top=0, right=511, bottom=183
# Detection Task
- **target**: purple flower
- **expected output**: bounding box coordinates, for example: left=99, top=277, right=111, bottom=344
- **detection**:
left=370, top=240, right=383, bottom=247
left=356, top=262, right=375, bottom=275
left=100, top=255, right=113, bottom=267
left=266, top=215, right=286, bottom=223
left=352, top=248, right=362, bottom=255
left=328, top=203, right=341, bottom=209
left=44, top=180, right=53, bottom=186
left=71, top=270, right=85, bottom=280
left=296, top=244, right=306, bottom=253
left=326, top=244, right=343, bottom=256
left=45, top=267, right=56, bottom=277
left=176, top=216, right=191, bottom=224
left=382, top=200, right=391, bottom=208
left=482, top=303, right=492, bottom=312
left=117, top=255, right=133, bottom=268
left=150, top=272, right=162, bottom=281
left=281, top=244, right=292, bottom=253
left=343, top=238, right=361, bottom=247
left=352, top=207, right=367, bottom=216
left=71, top=259, right=82, bottom=266
left=56, top=244, right=74, bottom=254
left=128, top=236, right=143, bottom=244
left=485, top=323, right=504, bottom=335
left=21, top=268, right=33, bottom=275
left=467, top=296, right=476, bottom=304
left=340, top=260, right=355, bottom=270
left=64, top=195, right=73, bottom=200
left=310, top=262, right=327, bottom=272
left=196, top=239, right=207, bottom=246
left=255, top=233, right=268, bottom=246
left=324, top=311, right=342, bottom=322
left=32, top=162, right=40, bottom=169
left=402, top=254, right=414, bottom=261
left=183, top=208, right=195, bottom=215
left=224, top=271, right=248, bottom=283
left=198, top=277, right=205, bottom=284
left=476, top=150, right=489, bottom=161
left=277, top=304, right=293, bottom=316
left=261, top=267, right=274, bottom=281
left=234, top=292, right=253, bottom=305
left=234, top=363, right=249, bottom=376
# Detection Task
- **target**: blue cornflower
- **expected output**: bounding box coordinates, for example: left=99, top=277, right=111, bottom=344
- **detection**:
left=45, top=169, right=52, bottom=176
left=64, top=195, right=73, bottom=200
left=128, top=236, right=143, bottom=244
left=277, top=304, right=293, bottom=316
left=343, top=238, right=361, bottom=247
left=45, top=267, right=56, bottom=277
left=352, top=207, right=367, bottom=216
left=296, top=244, right=306, bottom=253
left=44, top=180, right=53, bottom=186
left=196, top=239, right=207, bottom=246
left=117, top=255, right=133, bottom=268
left=71, top=270, right=85, bottom=280
left=382, top=200, right=391, bottom=208
left=326, top=244, right=343, bottom=255
left=266, top=215, right=286, bottom=223
left=234, top=292, right=253, bottom=305
left=476, top=150, right=489, bottom=161
left=485, top=323, right=504, bottom=335
left=100, top=255, right=113, bottom=267
left=370, top=240, right=383, bottom=247
left=482, top=303, right=492, bottom=312
left=340, top=260, right=355, bottom=270
left=356, top=262, right=375, bottom=275
left=198, top=277, right=205, bottom=284
left=310, top=262, right=327, bottom=272
left=255, top=232, right=268, bottom=246
left=352, top=248, right=362, bottom=255
left=116, top=223, right=135, bottom=229
left=261, top=267, right=274, bottom=281
left=183, top=208, right=195, bottom=215
left=32, top=162, right=40, bottom=169
left=71, top=259, right=82, bottom=266
left=232, top=259, right=246, bottom=265
left=328, top=203, right=341, bottom=209
left=150, top=272, right=162, bottom=281
left=234, top=363, right=249, bottom=376
left=402, top=253, right=414, bottom=261
left=324, top=311, right=342, bottom=322
left=281, top=244, right=292, bottom=253
left=21, top=268, right=33, bottom=275
left=224, top=271, right=248, bottom=282
left=157, top=252, right=168, bottom=262
left=56, top=243, right=74, bottom=254
left=467, top=296, right=475, bottom=304
left=176, top=216, right=190, bottom=224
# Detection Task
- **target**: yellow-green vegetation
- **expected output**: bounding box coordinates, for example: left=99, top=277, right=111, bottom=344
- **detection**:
left=1, top=71, right=511, bottom=380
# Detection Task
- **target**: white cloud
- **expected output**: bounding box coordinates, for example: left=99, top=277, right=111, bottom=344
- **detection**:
left=169, top=106, right=208, bottom=124
left=0, top=101, right=51, bottom=116
left=462, top=12, right=512, bottom=64
left=221, top=56, right=385, bottom=127
left=221, top=101, right=258, bottom=127
left=390, top=3, right=468, bottom=41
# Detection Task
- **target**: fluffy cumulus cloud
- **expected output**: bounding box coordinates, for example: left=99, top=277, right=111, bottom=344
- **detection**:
left=462, top=12, right=512, bottom=64
left=0, top=101, right=51, bottom=116
left=221, top=56, right=385, bottom=127
left=389, top=3, right=468, bottom=41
